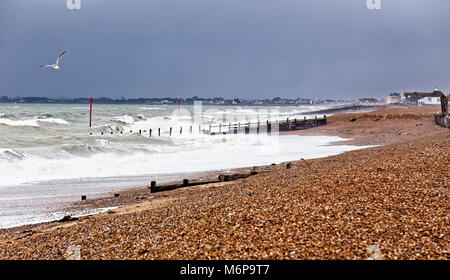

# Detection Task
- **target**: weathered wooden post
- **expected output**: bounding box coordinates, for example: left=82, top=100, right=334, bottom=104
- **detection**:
left=257, top=121, right=260, bottom=134
left=149, top=129, right=152, bottom=137
left=190, top=125, right=192, bottom=133
left=170, top=127, right=172, bottom=136
left=180, top=126, right=182, bottom=134
left=218, top=175, right=225, bottom=182
left=267, top=120, right=271, bottom=133
left=139, top=129, right=141, bottom=135
left=251, top=166, right=258, bottom=175
left=158, top=128, right=161, bottom=136
left=441, top=94, right=448, bottom=115
left=150, top=181, right=157, bottom=193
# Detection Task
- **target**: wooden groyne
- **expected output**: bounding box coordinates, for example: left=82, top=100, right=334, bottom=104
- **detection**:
left=434, top=95, right=449, bottom=129
left=205, top=115, right=327, bottom=135
left=434, top=113, right=450, bottom=129
left=146, top=165, right=280, bottom=193
left=90, top=115, right=327, bottom=136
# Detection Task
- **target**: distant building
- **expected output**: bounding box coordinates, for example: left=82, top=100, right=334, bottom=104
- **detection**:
left=404, top=88, right=444, bottom=104
left=386, top=93, right=402, bottom=104
left=359, top=98, right=378, bottom=103
left=418, top=96, right=446, bottom=106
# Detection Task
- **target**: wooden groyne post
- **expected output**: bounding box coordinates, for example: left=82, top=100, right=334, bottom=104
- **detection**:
left=435, top=94, right=450, bottom=128
left=441, top=95, right=448, bottom=115
left=150, top=181, right=157, bottom=193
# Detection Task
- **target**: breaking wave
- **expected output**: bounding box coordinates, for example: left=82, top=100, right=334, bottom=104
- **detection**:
left=0, top=117, right=69, bottom=127
left=111, top=115, right=134, bottom=124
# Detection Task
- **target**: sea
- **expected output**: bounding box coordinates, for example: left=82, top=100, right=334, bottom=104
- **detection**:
left=0, top=103, right=371, bottom=228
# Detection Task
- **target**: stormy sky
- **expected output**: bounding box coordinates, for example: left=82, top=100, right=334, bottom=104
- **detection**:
left=0, top=0, right=449, bottom=99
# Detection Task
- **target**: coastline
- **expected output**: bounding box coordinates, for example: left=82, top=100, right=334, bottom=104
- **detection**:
left=0, top=106, right=448, bottom=259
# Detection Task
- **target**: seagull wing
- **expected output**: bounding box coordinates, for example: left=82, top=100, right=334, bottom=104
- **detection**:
left=39, top=64, right=53, bottom=68
left=56, top=51, right=66, bottom=64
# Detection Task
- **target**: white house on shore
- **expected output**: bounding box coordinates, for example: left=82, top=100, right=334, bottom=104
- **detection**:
left=386, top=93, right=402, bottom=104
left=418, top=96, right=442, bottom=106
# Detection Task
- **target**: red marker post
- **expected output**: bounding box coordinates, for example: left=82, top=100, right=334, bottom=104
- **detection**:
left=89, top=97, right=93, bottom=127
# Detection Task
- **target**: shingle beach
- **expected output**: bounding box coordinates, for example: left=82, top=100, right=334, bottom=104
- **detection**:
left=0, top=106, right=448, bottom=259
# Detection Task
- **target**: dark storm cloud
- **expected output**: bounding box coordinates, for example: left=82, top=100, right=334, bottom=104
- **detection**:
left=0, top=0, right=449, bottom=99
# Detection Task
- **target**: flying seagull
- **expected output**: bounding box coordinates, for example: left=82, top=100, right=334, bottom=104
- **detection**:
left=40, top=51, right=66, bottom=69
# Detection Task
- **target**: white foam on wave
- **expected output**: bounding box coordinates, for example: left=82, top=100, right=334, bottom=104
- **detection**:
left=0, top=118, right=41, bottom=127
left=125, top=113, right=194, bottom=133
left=36, top=118, right=70, bottom=125
left=0, top=206, right=118, bottom=229
left=95, top=139, right=109, bottom=147
left=111, top=115, right=135, bottom=124
left=0, top=113, right=13, bottom=118
left=0, top=117, right=69, bottom=127
left=140, top=107, right=167, bottom=111
left=0, top=135, right=373, bottom=186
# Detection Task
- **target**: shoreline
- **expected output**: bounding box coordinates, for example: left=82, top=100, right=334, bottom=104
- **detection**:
left=0, top=137, right=368, bottom=230
left=0, top=106, right=448, bottom=259
left=0, top=106, right=443, bottom=230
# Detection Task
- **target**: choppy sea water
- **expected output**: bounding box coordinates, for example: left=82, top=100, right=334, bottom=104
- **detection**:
left=0, top=103, right=370, bottom=228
